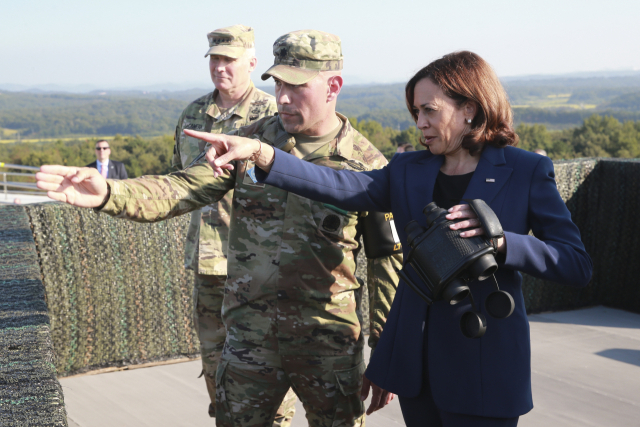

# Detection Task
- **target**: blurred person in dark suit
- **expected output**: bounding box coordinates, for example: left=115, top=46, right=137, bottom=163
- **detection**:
left=396, top=143, right=416, bottom=154
left=87, top=140, right=128, bottom=179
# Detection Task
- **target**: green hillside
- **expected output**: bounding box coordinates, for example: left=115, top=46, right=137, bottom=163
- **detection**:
left=2, top=74, right=640, bottom=141
left=0, top=93, right=188, bottom=139
left=600, top=91, right=640, bottom=110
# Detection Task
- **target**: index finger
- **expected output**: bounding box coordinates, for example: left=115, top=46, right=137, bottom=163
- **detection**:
left=183, top=129, right=227, bottom=144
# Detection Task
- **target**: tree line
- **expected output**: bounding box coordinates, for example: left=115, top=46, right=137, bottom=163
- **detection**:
left=516, top=114, right=640, bottom=159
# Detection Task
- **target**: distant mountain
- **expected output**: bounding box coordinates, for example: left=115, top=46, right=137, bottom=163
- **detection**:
left=503, top=75, right=640, bottom=90
left=4, top=68, right=640, bottom=94
left=599, top=91, right=640, bottom=110
left=501, top=70, right=640, bottom=82
left=0, top=75, right=386, bottom=95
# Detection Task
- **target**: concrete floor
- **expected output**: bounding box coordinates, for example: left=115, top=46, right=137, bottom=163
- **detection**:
left=60, top=306, right=640, bottom=426
left=0, top=192, right=51, bottom=204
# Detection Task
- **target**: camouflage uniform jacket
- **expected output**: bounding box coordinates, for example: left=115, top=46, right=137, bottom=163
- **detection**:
left=172, top=82, right=277, bottom=275
left=102, top=113, right=401, bottom=356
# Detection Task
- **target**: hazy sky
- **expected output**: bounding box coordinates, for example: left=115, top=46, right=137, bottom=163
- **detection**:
left=1, top=0, right=638, bottom=89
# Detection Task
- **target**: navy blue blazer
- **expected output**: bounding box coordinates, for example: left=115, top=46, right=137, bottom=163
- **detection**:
left=87, top=160, right=129, bottom=179
left=257, top=144, right=592, bottom=418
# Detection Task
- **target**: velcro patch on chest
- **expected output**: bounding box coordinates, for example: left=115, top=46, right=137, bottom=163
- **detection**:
left=242, top=163, right=266, bottom=188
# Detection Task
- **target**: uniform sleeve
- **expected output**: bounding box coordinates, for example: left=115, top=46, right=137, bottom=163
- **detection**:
left=502, top=156, right=592, bottom=287
left=100, top=162, right=235, bottom=223
left=366, top=253, right=402, bottom=350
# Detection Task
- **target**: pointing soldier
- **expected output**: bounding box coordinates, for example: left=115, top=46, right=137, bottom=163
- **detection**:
left=37, top=29, right=401, bottom=427
left=171, top=24, right=297, bottom=423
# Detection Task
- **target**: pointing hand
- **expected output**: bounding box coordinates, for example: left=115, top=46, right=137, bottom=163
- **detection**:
left=183, top=130, right=275, bottom=177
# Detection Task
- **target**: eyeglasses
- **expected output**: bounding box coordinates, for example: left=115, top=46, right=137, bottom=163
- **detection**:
left=96, top=147, right=110, bottom=150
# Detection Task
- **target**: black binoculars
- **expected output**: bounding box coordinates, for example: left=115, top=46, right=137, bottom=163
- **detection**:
left=397, top=200, right=515, bottom=338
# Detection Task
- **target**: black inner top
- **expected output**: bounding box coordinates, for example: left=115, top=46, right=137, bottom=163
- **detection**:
left=432, top=170, right=475, bottom=210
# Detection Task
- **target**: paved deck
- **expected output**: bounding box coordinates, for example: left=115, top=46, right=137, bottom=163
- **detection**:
left=60, top=306, right=640, bottom=426
left=0, top=192, right=51, bottom=204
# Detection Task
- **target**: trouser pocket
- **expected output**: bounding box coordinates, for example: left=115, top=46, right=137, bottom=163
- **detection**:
left=331, top=361, right=366, bottom=427
left=215, top=359, right=233, bottom=426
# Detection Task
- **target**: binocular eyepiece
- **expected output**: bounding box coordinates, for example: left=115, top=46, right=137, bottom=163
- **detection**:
left=397, top=200, right=514, bottom=338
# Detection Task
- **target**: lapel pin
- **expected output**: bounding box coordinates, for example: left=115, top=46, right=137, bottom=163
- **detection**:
left=486, top=178, right=495, bottom=183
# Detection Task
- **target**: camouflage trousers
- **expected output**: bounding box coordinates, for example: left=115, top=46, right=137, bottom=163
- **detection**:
left=194, top=274, right=297, bottom=425
left=215, top=339, right=366, bottom=427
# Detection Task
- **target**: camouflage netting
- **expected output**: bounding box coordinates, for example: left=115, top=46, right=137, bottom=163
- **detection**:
left=522, top=158, right=640, bottom=314
left=25, top=203, right=198, bottom=378
left=355, top=239, right=370, bottom=335
left=0, top=205, right=67, bottom=426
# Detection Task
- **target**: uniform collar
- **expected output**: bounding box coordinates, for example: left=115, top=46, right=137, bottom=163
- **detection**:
left=299, top=112, right=354, bottom=161
left=331, top=112, right=354, bottom=160
left=259, top=112, right=355, bottom=161
left=206, top=81, right=256, bottom=121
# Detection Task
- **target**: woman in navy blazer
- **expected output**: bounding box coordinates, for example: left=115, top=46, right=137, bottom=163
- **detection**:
left=188, top=51, right=592, bottom=426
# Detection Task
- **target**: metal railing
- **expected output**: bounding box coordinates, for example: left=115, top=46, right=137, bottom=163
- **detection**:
left=0, top=162, right=46, bottom=201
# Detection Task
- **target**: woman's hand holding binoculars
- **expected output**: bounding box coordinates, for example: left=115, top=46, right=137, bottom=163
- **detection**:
left=446, top=204, right=506, bottom=253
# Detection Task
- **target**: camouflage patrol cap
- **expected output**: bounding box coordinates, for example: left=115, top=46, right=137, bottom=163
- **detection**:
left=261, top=30, right=343, bottom=85
left=205, top=25, right=254, bottom=59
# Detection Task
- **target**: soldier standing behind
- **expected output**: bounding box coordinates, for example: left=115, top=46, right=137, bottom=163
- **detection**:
left=36, top=29, right=401, bottom=427
left=172, top=24, right=296, bottom=424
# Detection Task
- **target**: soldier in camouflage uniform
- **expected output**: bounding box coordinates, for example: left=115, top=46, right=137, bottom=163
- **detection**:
left=172, top=25, right=296, bottom=423
left=37, top=30, right=402, bottom=427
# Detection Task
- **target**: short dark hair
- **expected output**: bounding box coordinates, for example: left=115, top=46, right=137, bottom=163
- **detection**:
left=95, top=139, right=109, bottom=147
left=405, top=51, right=518, bottom=155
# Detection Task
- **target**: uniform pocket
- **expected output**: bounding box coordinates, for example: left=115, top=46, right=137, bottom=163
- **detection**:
left=215, top=358, right=229, bottom=390
left=333, top=361, right=366, bottom=396
left=214, top=358, right=233, bottom=426
left=192, top=282, right=200, bottom=332
left=316, top=204, right=359, bottom=242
